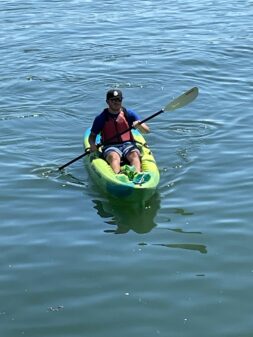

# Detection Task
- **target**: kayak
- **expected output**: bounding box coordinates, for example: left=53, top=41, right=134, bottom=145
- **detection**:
left=83, top=128, right=160, bottom=202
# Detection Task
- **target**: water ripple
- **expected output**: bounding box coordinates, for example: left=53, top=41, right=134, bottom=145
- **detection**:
left=31, top=166, right=88, bottom=189
left=0, top=112, right=43, bottom=121
left=166, top=120, right=222, bottom=138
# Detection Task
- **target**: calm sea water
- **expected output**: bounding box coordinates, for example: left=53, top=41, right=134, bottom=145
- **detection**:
left=1, top=1, right=253, bottom=336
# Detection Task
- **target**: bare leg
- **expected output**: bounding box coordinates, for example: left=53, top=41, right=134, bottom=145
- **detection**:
left=126, top=151, right=141, bottom=173
left=106, top=151, right=121, bottom=174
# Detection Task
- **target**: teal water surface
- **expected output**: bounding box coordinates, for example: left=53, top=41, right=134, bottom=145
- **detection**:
left=1, top=1, right=253, bottom=336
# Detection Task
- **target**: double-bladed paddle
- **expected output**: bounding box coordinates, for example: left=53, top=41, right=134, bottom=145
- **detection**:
left=58, top=87, right=198, bottom=171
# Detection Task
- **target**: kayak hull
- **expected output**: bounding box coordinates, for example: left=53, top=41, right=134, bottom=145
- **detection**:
left=83, top=128, right=160, bottom=203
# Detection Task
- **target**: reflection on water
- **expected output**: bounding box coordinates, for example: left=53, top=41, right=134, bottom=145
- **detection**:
left=167, top=228, right=202, bottom=235
left=138, top=242, right=207, bottom=254
left=153, top=243, right=207, bottom=254
left=172, top=208, right=194, bottom=216
left=93, top=193, right=160, bottom=234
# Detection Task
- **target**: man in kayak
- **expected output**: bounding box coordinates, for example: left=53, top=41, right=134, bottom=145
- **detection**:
left=88, top=89, right=150, bottom=174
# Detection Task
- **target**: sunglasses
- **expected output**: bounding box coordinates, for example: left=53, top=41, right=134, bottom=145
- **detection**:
left=109, top=98, right=122, bottom=102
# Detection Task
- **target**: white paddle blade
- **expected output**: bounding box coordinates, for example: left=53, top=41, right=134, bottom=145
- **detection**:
left=164, top=87, right=199, bottom=112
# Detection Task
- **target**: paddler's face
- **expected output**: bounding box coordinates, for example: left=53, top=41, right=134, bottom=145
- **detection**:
left=107, top=97, right=122, bottom=112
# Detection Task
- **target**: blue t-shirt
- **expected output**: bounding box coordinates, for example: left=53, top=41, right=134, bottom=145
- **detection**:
left=91, top=108, right=141, bottom=135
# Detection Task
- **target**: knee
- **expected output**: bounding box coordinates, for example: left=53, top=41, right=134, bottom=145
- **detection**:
left=106, top=151, right=120, bottom=163
left=127, top=150, right=140, bottom=161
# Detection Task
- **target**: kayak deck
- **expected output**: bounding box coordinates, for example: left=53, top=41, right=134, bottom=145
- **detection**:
left=83, top=128, right=160, bottom=202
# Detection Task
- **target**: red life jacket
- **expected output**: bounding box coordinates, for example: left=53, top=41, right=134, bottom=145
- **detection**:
left=101, top=108, right=134, bottom=144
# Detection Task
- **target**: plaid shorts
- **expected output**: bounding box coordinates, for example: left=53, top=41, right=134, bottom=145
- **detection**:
left=103, top=142, right=140, bottom=159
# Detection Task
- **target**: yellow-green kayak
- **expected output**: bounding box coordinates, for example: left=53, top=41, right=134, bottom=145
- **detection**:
left=83, top=128, right=160, bottom=202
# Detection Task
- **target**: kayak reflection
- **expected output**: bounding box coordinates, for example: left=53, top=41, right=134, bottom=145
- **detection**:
left=92, top=193, right=160, bottom=234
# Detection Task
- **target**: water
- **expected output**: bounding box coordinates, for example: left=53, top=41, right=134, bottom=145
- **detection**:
left=1, top=0, right=253, bottom=336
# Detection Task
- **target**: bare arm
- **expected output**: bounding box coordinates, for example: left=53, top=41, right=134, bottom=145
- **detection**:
left=132, top=120, right=150, bottom=134
left=88, top=132, right=98, bottom=152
